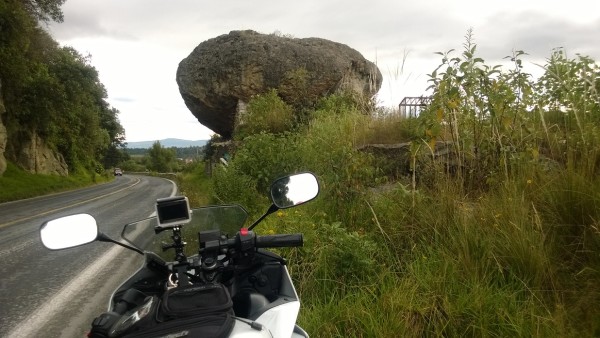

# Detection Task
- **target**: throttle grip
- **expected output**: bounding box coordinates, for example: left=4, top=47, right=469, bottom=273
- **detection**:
left=255, top=234, right=303, bottom=248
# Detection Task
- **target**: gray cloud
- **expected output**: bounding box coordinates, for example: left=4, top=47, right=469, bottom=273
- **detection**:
left=49, top=1, right=600, bottom=67
left=44, top=0, right=599, bottom=141
left=113, top=97, right=135, bottom=103
left=475, top=11, right=600, bottom=61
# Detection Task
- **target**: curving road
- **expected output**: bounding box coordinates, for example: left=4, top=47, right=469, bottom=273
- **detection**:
left=0, top=175, right=177, bottom=337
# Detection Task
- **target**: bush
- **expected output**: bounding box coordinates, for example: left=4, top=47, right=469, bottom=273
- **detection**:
left=211, top=165, right=263, bottom=214
left=234, top=89, right=294, bottom=139
left=230, top=132, right=304, bottom=194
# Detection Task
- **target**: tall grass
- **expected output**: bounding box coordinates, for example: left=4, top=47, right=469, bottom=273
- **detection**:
left=174, top=165, right=214, bottom=207
left=187, top=33, right=600, bottom=337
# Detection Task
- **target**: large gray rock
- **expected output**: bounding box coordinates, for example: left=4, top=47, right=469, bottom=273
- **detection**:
left=177, top=30, right=382, bottom=138
left=17, top=131, right=68, bottom=176
left=0, top=79, right=7, bottom=176
left=358, top=141, right=461, bottom=178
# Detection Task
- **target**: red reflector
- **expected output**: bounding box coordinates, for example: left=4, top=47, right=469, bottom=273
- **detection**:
left=241, top=228, right=248, bottom=236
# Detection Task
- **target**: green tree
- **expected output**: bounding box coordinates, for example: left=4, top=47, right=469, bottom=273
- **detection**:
left=1, top=0, right=126, bottom=174
left=102, top=144, right=128, bottom=169
left=148, top=141, right=176, bottom=172
left=21, top=0, right=66, bottom=23
left=203, top=134, right=223, bottom=161
left=42, top=45, right=124, bottom=170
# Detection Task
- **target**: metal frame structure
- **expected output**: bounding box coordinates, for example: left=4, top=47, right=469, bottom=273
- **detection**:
left=398, top=96, right=432, bottom=118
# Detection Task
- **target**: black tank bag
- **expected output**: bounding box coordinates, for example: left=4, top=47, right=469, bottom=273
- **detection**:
left=91, top=284, right=235, bottom=338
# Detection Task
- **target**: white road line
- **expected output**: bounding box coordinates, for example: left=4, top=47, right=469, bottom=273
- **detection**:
left=0, top=178, right=141, bottom=229
left=5, top=177, right=178, bottom=337
left=6, top=245, right=124, bottom=338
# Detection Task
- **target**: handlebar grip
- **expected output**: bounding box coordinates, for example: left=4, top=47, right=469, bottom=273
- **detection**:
left=255, top=234, right=303, bottom=248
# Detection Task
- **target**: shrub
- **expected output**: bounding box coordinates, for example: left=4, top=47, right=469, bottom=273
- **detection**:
left=211, top=164, right=263, bottom=214
left=230, top=132, right=304, bottom=194
left=234, top=89, right=294, bottom=139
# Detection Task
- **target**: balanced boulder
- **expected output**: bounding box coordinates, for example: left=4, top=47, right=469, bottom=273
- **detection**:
left=176, top=30, right=382, bottom=138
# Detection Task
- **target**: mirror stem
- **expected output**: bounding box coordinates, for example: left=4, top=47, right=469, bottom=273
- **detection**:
left=248, top=204, right=279, bottom=231
left=97, top=232, right=144, bottom=255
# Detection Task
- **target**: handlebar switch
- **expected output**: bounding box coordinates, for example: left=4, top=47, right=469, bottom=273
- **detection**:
left=238, top=228, right=256, bottom=252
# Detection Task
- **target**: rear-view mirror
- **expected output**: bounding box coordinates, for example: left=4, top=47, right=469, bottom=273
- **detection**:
left=270, top=172, right=319, bottom=209
left=40, top=214, right=98, bottom=250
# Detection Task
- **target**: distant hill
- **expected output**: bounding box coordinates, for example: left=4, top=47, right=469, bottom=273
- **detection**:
left=126, top=138, right=208, bottom=149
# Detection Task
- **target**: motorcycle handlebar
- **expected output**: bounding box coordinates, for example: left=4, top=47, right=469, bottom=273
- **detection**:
left=255, top=234, right=303, bottom=248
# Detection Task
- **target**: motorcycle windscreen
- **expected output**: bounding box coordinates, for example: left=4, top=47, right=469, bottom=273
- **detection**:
left=121, top=205, right=248, bottom=260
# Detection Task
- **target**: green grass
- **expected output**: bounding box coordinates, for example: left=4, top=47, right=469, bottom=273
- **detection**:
left=277, top=171, right=598, bottom=337
left=131, top=38, right=600, bottom=337
left=183, top=137, right=600, bottom=336
left=173, top=165, right=215, bottom=207
left=0, top=162, right=112, bottom=203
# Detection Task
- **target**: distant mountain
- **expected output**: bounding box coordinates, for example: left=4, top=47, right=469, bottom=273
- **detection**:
left=126, top=138, right=208, bottom=149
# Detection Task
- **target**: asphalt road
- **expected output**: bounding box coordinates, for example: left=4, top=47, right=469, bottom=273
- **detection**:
left=0, top=175, right=177, bottom=337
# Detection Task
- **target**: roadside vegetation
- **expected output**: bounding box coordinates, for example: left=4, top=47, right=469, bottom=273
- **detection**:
left=179, top=33, right=600, bottom=337
left=2, top=3, right=598, bottom=333
left=0, top=162, right=111, bottom=203
left=0, top=0, right=127, bottom=179
left=0, top=139, right=202, bottom=203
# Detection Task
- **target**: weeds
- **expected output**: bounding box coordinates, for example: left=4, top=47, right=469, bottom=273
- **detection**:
left=187, top=32, right=600, bottom=337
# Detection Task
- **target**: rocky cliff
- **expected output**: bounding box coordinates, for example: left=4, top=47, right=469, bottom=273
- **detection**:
left=177, top=30, right=382, bottom=138
left=0, top=79, right=68, bottom=176
left=16, top=131, right=68, bottom=176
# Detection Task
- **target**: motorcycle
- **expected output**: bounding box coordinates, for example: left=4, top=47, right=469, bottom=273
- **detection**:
left=39, top=172, right=319, bottom=338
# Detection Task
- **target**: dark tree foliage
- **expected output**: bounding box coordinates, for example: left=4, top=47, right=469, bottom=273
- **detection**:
left=21, top=0, right=66, bottom=23
left=103, top=144, right=129, bottom=169
left=203, top=134, right=224, bottom=161
left=101, top=107, right=126, bottom=147
left=0, top=0, right=127, bottom=173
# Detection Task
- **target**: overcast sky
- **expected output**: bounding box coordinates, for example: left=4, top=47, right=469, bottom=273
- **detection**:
left=47, top=0, right=600, bottom=142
